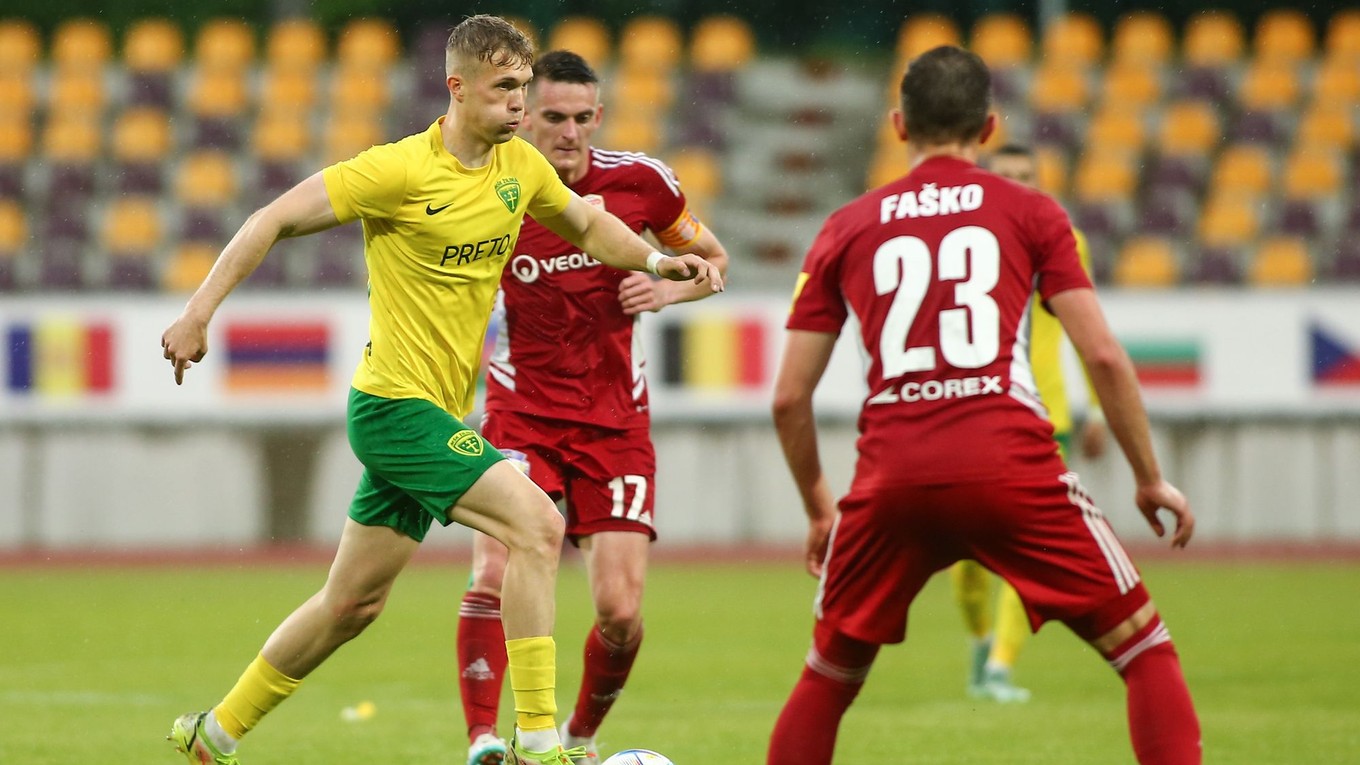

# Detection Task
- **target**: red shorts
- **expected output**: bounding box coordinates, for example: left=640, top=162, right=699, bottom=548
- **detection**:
left=480, top=409, right=656, bottom=544
left=817, top=470, right=1148, bottom=644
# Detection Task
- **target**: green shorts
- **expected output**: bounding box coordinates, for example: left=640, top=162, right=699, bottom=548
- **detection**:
left=346, top=388, right=504, bottom=542
left=1054, top=431, right=1072, bottom=462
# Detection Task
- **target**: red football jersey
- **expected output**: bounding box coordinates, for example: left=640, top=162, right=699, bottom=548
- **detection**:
left=788, top=156, right=1092, bottom=485
left=486, top=148, right=703, bottom=429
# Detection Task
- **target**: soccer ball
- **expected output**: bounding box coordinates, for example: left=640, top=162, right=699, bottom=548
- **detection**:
left=600, top=749, right=674, bottom=765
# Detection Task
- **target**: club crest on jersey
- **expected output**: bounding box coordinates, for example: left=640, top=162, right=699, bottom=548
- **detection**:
left=495, top=178, right=521, bottom=213
left=448, top=429, right=485, bottom=457
left=583, top=193, right=606, bottom=210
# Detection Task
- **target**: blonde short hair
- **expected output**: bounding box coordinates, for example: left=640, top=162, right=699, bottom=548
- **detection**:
left=445, top=15, right=534, bottom=76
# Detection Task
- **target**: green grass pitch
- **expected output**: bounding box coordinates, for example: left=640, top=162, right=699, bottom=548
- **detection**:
left=1, top=557, right=1357, bottom=763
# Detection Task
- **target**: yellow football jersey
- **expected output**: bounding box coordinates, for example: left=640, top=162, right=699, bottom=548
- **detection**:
left=323, top=117, right=572, bottom=416
left=1029, top=228, right=1095, bottom=436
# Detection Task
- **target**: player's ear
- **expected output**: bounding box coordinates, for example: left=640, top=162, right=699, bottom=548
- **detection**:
left=977, top=112, right=998, bottom=145
left=593, top=101, right=605, bottom=127
left=890, top=109, right=908, bottom=142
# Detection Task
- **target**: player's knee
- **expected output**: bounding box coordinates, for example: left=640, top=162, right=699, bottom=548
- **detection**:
left=595, top=602, right=643, bottom=643
left=505, top=490, right=564, bottom=558
left=326, top=590, right=388, bottom=637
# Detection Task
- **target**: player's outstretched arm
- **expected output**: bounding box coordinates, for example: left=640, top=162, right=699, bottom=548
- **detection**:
left=161, top=173, right=340, bottom=384
left=537, top=194, right=724, bottom=292
left=619, top=227, right=730, bottom=315
left=1048, top=288, right=1194, bottom=547
left=773, top=329, right=840, bottom=576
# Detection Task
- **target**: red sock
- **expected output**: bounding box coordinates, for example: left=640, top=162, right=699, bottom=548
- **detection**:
left=767, top=626, right=878, bottom=765
left=568, top=625, right=642, bottom=738
left=457, top=592, right=506, bottom=740
left=1106, top=616, right=1202, bottom=765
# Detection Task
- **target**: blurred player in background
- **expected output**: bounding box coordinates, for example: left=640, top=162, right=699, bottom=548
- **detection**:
left=160, top=17, right=721, bottom=765
left=950, top=143, right=1110, bottom=703
left=768, top=46, right=1200, bottom=764
left=456, top=49, right=729, bottom=765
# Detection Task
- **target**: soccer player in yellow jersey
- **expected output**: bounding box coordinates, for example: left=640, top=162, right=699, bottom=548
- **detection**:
left=159, top=16, right=721, bottom=765
left=951, top=144, right=1109, bottom=703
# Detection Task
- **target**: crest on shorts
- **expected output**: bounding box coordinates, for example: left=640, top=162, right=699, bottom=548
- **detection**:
left=495, top=178, right=521, bottom=213
left=448, top=429, right=485, bottom=457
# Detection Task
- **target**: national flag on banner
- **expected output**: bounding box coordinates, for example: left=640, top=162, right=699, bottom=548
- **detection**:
left=1310, top=321, right=1360, bottom=386
left=657, top=314, right=768, bottom=390
left=5, top=319, right=115, bottom=396
left=1123, top=339, right=1201, bottom=388
left=223, top=321, right=330, bottom=392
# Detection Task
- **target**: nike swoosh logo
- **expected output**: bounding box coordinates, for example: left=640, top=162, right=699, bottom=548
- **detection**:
left=426, top=202, right=451, bottom=215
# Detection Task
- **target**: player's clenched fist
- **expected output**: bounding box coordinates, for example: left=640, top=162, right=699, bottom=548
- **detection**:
left=161, top=313, right=210, bottom=385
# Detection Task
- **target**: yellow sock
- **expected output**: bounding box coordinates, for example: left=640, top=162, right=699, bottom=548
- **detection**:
left=951, top=560, right=993, bottom=639
left=989, top=581, right=1030, bottom=668
left=212, top=653, right=303, bottom=740
left=506, top=636, right=557, bottom=732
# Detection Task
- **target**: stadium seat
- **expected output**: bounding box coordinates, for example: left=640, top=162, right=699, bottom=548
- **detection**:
left=123, top=18, right=183, bottom=106
left=323, top=114, right=382, bottom=164
left=602, top=108, right=661, bottom=154
left=253, top=110, right=310, bottom=165
left=1249, top=236, right=1313, bottom=286
left=163, top=241, right=218, bottom=293
left=611, top=66, right=674, bottom=114
left=1209, top=144, right=1274, bottom=197
left=0, top=19, right=41, bottom=73
left=897, top=14, right=962, bottom=59
left=337, top=18, right=399, bottom=70
left=665, top=147, right=722, bottom=205
left=0, top=70, right=34, bottom=118
left=1158, top=100, right=1221, bottom=156
left=175, top=150, right=236, bottom=208
left=1040, top=12, right=1104, bottom=65
left=0, top=198, right=23, bottom=289
left=102, top=196, right=162, bottom=289
left=1034, top=147, right=1067, bottom=197
left=0, top=116, right=32, bottom=197
left=51, top=18, right=112, bottom=70
left=1114, top=236, right=1180, bottom=287
left=1111, top=11, right=1174, bottom=65
left=194, top=18, right=255, bottom=71
left=1239, top=62, right=1302, bottom=112
left=1312, top=59, right=1360, bottom=104
left=329, top=65, right=390, bottom=115
left=111, top=107, right=171, bottom=192
left=1282, top=148, right=1342, bottom=199
left=1296, top=105, right=1354, bottom=153
left=188, top=67, right=250, bottom=148
left=1074, top=150, right=1136, bottom=202
left=969, top=13, right=1032, bottom=67
left=43, top=116, right=100, bottom=201
left=1100, top=64, right=1161, bottom=109
left=1085, top=107, right=1145, bottom=154
left=1029, top=64, right=1088, bottom=113
left=48, top=69, right=105, bottom=115
left=1198, top=192, right=1262, bottom=248
left=266, top=18, right=326, bottom=72
left=1254, top=9, right=1315, bottom=64
left=1324, top=8, right=1360, bottom=61
left=619, top=15, right=682, bottom=72
left=547, top=16, right=611, bottom=68
left=690, top=15, right=755, bottom=73
left=261, top=68, right=317, bottom=113
left=1183, top=11, right=1245, bottom=67
left=1188, top=246, right=1244, bottom=284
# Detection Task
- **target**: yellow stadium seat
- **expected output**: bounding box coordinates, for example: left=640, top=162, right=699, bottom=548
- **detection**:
left=1114, top=237, right=1180, bottom=287
left=1199, top=193, right=1261, bottom=248
left=195, top=19, right=255, bottom=71
left=337, top=18, right=399, bottom=70
left=48, top=69, right=104, bottom=114
left=1313, top=59, right=1360, bottom=104
left=1111, top=11, right=1174, bottom=64
left=1101, top=63, right=1161, bottom=108
left=1034, top=146, right=1068, bottom=197
left=0, top=117, right=33, bottom=163
left=1283, top=148, right=1341, bottom=199
left=548, top=16, right=611, bottom=69
left=602, top=108, right=661, bottom=154
left=261, top=68, right=317, bottom=112
left=253, top=110, right=310, bottom=162
left=51, top=18, right=112, bottom=70
left=175, top=151, right=236, bottom=207
left=897, top=14, right=961, bottom=59
left=1029, top=64, right=1088, bottom=113
left=1073, top=151, right=1136, bottom=202
left=1086, top=108, right=1145, bottom=153
left=1250, top=237, right=1312, bottom=285
left=0, top=20, right=41, bottom=73
left=666, top=147, right=722, bottom=201
left=1041, top=12, right=1104, bottom=65
left=0, top=71, right=34, bottom=116
left=0, top=199, right=25, bottom=251
left=1183, top=11, right=1245, bottom=66
left=969, top=13, right=1032, bottom=67
left=42, top=116, right=100, bottom=162
left=1296, top=106, right=1353, bottom=152
left=1239, top=62, right=1301, bottom=111
left=164, top=242, right=219, bottom=293
left=323, top=115, right=382, bottom=164
left=112, top=107, right=172, bottom=163
left=329, top=65, right=389, bottom=115
left=1158, top=100, right=1220, bottom=156
left=123, top=18, right=183, bottom=73
left=103, top=197, right=161, bottom=254
left=619, top=15, right=682, bottom=71
left=1255, top=8, right=1315, bottom=64
left=611, top=66, right=674, bottom=113
left=266, top=18, right=326, bottom=72
left=690, top=15, right=755, bottom=73
left=188, top=67, right=249, bottom=119
left=1210, top=145, right=1273, bottom=196
left=1324, top=8, right=1360, bottom=61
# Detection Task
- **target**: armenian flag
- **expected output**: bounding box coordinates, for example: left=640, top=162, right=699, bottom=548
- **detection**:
left=223, top=320, right=330, bottom=392
left=6, top=319, right=114, bottom=396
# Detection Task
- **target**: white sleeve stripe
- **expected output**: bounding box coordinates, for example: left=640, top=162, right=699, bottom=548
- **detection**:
left=591, top=150, right=682, bottom=196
